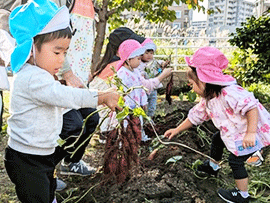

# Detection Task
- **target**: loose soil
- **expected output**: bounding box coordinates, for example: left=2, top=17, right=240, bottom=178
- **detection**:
left=1, top=98, right=269, bottom=203
left=56, top=99, right=232, bottom=203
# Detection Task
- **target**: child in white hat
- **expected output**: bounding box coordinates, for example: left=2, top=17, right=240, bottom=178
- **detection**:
left=5, top=0, right=120, bottom=202
left=139, top=38, right=170, bottom=118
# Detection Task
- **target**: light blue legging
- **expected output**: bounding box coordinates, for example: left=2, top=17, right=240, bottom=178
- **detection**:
left=147, top=90, right=158, bottom=118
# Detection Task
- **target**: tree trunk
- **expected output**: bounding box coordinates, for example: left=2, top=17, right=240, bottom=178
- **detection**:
left=91, top=0, right=108, bottom=74
left=91, top=20, right=107, bottom=74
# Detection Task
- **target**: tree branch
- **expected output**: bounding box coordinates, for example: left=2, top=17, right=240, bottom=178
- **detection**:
left=107, top=0, right=136, bottom=17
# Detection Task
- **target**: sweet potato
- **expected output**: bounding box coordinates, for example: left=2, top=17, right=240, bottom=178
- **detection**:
left=148, top=148, right=159, bottom=160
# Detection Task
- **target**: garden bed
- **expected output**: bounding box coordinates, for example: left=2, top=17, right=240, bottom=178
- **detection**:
left=1, top=97, right=270, bottom=202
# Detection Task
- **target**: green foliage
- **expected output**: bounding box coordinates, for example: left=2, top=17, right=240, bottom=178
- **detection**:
left=116, top=106, right=130, bottom=122
left=196, top=126, right=211, bottom=147
left=229, top=15, right=270, bottom=85
left=248, top=165, right=270, bottom=202
left=247, top=83, right=270, bottom=104
left=187, top=91, right=197, bottom=102
left=178, top=92, right=184, bottom=101
left=106, top=0, right=205, bottom=30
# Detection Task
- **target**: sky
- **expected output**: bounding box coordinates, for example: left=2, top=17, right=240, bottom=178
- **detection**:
left=192, top=0, right=208, bottom=21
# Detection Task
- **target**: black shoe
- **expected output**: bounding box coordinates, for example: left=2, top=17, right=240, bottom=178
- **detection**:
left=196, top=160, right=219, bottom=177
left=218, top=188, right=250, bottom=203
left=60, top=160, right=96, bottom=176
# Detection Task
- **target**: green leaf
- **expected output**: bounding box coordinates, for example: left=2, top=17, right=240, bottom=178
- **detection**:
left=117, top=96, right=125, bottom=108
left=179, top=92, right=184, bottom=101
left=57, top=138, right=66, bottom=147
left=165, top=155, right=182, bottom=165
left=191, top=159, right=203, bottom=170
left=116, top=106, right=130, bottom=122
left=133, top=107, right=147, bottom=117
left=187, top=91, right=197, bottom=102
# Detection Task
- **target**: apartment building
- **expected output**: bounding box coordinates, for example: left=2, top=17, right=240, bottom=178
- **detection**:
left=254, top=0, right=270, bottom=16
left=189, top=21, right=207, bottom=36
left=168, top=2, right=193, bottom=29
left=207, top=0, right=255, bottom=33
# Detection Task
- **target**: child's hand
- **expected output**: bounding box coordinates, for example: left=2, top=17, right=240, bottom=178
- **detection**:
left=98, top=88, right=122, bottom=111
left=164, top=128, right=178, bottom=140
left=162, top=68, right=172, bottom=77
left=158, top=68, right=172, bottom=81
left=242, top=132, right=256, bottom=148
left=161, top=60, right=170, bottom=69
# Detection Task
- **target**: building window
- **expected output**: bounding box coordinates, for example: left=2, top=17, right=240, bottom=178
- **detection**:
left=184, top=10, right=189, bottom=15
left=173, top=23, right=181, bottom=28
left=176, top=11, right=181, bottom=18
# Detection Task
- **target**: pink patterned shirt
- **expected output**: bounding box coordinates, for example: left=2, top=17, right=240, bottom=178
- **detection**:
left=188, top=84, right=270, bottom=156
left=117, top=67, right=160, bottom=109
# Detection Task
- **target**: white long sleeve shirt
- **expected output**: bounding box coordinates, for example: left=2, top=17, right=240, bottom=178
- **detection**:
left=7, top=63, right=98, bottom=155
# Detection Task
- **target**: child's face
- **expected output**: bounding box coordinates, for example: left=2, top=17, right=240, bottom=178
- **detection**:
left=128, top=55, right=142, bottom=69
left=33, top=37, right=71, bottom=75
left=188, top=79, right=205, bottom=97
left=142, top=50, right=154, bottom=62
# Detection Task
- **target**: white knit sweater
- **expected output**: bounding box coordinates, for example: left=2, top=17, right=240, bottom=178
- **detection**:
left=8, top=63, right=98, bottom=155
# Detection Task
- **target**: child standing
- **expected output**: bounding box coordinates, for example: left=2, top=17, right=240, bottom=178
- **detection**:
left=4, top=1, right=120, bottom=202
left=116, top=39, right=172, bottom=141
left=139, top=38, right=170, bottom=118
left=164, top=46, right=270, bottom=203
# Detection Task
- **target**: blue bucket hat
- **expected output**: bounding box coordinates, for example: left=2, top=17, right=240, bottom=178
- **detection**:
left=9, top=0, right=70, bottom=73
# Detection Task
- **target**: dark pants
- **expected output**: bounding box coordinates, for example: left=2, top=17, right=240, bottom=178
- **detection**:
left=0, top=91, right=3, bottom=134
left=4, top=146, right=65, bottom=203
left=210, top=131, right=251, bottom=180
left=60, top=108, right=99, bottom=163
left=4, top=108, right=99, bottom=202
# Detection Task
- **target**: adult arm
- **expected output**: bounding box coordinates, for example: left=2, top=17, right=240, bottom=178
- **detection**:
left=57, top=58, right=84, bottom=88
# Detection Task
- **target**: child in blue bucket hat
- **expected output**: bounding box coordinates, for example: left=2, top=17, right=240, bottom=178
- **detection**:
left=4, top=0, right=121, bottom=202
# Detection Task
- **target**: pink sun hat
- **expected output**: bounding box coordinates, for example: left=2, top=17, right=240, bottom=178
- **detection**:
left=185, top=46, right=236, bottom=85
left=141, top=38, right=157, bottom=51
left=115, top=39, right=146, bottom=71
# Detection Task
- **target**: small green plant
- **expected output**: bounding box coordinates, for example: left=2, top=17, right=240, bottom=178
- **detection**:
left=165, top=155, right=182, bottom=165
left=196, top=126, right=211, bottom=147
left=178, top=92, right=184, bottom=101
left=187, top=91, right=197, bottom=102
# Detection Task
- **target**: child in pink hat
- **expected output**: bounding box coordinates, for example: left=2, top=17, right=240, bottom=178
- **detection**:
left=164, top=46, right=270, bottom=203
left=138, top=38, right=170, bottom=118
left=116, top=39, right=172, bottom=141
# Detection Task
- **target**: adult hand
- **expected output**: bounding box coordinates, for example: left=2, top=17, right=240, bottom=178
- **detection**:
left=62, top=70, right=84, bottom=88
left=164, top=128, right=178, bottom=140
left=242, top=132, right=256, bottom=149
left=98, top=88, right=122, bottom=111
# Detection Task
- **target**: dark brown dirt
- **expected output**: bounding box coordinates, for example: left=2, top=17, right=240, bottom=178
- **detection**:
left=56, top=100, right=235, bottom=203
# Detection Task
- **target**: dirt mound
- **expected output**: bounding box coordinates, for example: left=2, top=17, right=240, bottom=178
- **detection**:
left=57, top=100, right=232, bottom=203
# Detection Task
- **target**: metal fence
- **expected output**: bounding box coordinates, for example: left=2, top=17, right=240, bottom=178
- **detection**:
left=149, top=36, right=238, bottom=70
